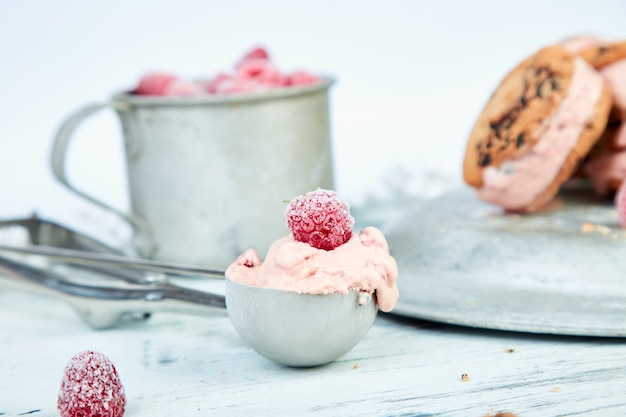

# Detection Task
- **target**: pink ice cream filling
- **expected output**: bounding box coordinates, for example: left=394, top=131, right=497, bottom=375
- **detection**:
left=477, top=58, right=604, bottom=210
left=226, top=226, right=399, bottom=313
left=583, top=149, right=626, bottom=195
left=600, top=58, right=626, bottom=117
left=561, top=36, right=608, bottom=54
left=580, top=58, right=626, bottom=194
left=610, top=122, right=626, bottom=149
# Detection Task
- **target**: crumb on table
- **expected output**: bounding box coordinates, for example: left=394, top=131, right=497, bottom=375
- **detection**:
left=483, top=412, right=519, bottom=417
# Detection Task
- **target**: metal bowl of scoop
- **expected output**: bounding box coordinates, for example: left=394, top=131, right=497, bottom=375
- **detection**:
left=225, top=277, right=378, bottom=367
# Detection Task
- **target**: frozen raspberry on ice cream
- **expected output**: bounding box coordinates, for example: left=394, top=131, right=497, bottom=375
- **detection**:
left=57, top=350, right=126, bottom=417
left=134, top=73, right=177, bottom=95
left=285, top=189, right=354, bottom=251
left=615, top=181, right=626, bottom=228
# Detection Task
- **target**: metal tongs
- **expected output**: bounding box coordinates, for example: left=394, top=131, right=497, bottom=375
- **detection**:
left=0, top=214, right=227, bottom=329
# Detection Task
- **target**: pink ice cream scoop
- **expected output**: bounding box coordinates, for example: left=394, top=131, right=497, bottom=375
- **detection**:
left=227, top=227, right=399, bottom=313
left=225, top=189, right=399, bottom=367
left=227, top=189, right=399, bottom=312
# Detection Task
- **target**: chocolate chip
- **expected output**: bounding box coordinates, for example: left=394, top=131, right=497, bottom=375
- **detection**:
left=479, top=153, right=491, bottom=167
left=550, top=78, right=558, bottom=91
left=598, top=46, right=608, bottom=56
left=516, top=133, right=525, bottom=148
left=537, top=76, right=557, bottom=98
left=519, top=96, right=527, bottom=107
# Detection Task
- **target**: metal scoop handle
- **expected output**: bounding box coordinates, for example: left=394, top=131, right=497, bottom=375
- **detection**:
left=0, top=243, right=225, bottom=279
left=0, top=246, right=227, bottom=329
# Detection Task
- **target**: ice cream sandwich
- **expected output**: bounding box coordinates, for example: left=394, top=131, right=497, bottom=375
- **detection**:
left=463, top=46, right=612, bottom=212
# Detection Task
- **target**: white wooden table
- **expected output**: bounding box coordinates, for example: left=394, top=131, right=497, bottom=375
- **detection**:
left=2, top=286, right=626, bottom=417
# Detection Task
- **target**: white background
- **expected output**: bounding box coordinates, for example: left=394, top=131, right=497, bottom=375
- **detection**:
left=1, top=0, right=626, bottom=231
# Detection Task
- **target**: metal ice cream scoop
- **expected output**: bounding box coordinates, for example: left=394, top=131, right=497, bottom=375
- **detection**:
left=226, top=278, right=377, bottom=367
left=0, top=243, right=377, bottom=367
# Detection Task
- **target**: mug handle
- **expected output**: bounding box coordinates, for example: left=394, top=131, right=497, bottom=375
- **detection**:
left=50, top=102, right=156, bottom=258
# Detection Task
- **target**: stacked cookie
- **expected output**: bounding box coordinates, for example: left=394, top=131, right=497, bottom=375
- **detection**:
left=577, top=41, right=626, bottom=196
left=463, top=38, right=626, bottom=213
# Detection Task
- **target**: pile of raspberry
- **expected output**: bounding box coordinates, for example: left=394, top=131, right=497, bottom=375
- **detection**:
left=285, top=189, right=354, bottom=251
left=134, top=46, right=321, bottom=96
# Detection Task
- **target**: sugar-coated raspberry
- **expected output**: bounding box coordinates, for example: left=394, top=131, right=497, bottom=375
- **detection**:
left=285, top=189, right=354, bottom=251
left=236, top=59, right=285, bottom=86
left=239, top=46, right=270, bottom=62
left=284, top=71, right=321, bottom=87
left=134, top=73, right=178, bottom=95
left=163, top=79, right=205, bottom=96
left=206, top=72, right=232, bottom=94
left=210, top=77, right=264, bottom=94
left=58, top=350, right=126, bottom=417
left=134, top=46, right=320, bottom=97
left=615, top=181, right=626, bottom=228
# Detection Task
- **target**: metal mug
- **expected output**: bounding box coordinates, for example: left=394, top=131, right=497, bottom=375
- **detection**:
left=51, top=77, right=335, bottom=269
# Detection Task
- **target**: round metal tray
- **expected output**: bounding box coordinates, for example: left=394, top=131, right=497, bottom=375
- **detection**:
left=373, top=186, right=626, bottom=337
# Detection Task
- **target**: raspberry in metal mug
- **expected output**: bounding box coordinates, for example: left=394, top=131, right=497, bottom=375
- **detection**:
left=51, top=49, right=335, bottom=269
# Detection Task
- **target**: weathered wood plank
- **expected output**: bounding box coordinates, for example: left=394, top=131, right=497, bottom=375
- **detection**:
left=1, top=293, right=626, bottom=416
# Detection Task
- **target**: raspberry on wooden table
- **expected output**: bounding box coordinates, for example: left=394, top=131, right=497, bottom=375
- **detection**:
left=57, top=350, right=126, bottom=417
